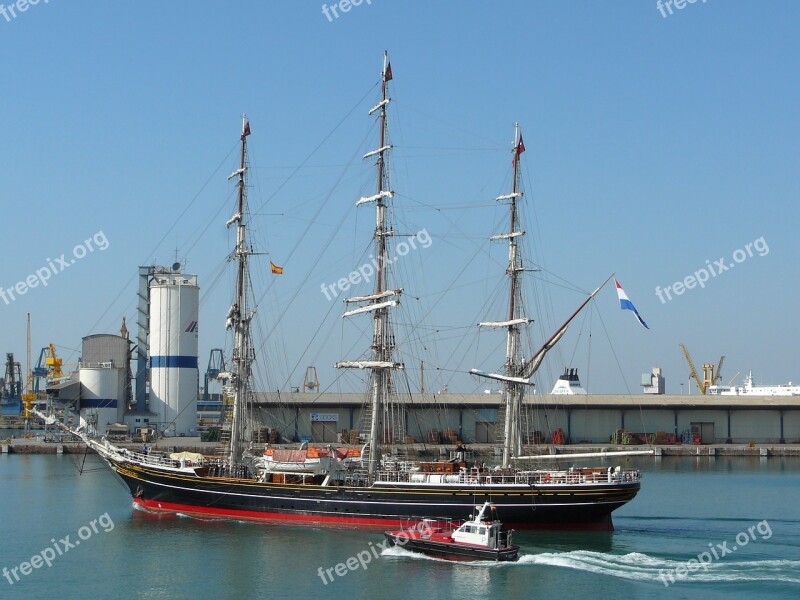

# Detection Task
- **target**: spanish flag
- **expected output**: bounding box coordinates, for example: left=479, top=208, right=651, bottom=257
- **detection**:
left=270, top=261, right=283, bottom=275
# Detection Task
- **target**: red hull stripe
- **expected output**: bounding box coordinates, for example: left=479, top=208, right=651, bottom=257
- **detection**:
left=132, top=498, right=613, bottom=530
left=134, top=498, right=411, bottom=527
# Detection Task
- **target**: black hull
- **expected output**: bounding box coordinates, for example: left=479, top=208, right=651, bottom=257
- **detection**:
left=110, top=460, right=639, bottom=530
left=384, top=533, right=519, bottom=562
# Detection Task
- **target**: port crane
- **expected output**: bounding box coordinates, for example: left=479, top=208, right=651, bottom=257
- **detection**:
left=32, top=343, right=66, bottom=392
left=679, top=344, right=724, bottom=395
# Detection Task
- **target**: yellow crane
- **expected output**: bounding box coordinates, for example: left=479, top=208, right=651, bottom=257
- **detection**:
left=679, top=344, right=724, bottom=395
left=44, top=343, right=64, bottom=382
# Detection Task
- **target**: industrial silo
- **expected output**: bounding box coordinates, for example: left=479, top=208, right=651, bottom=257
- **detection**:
left=79, top=367, right=125, bottom=435
left=79, top=334, right=129, bottom=435
left=149, top=272, right=199, bottom=436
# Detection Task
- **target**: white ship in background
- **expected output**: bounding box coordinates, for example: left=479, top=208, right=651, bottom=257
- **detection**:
left=708, top=371, right=800, bottom=396
left=550, top=368, right=587, bottom=395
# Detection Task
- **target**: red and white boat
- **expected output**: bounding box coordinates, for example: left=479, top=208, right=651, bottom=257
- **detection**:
left=384, top=502, right=520, bottom=562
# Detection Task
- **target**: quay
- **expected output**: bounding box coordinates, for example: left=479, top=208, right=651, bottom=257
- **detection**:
left=2, top=436, right=800, bottom=458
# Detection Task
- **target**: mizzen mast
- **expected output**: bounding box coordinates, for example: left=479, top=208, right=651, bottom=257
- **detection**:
left=472, top=124, right=532, bottom=467
left=336, top=53, right=403, bottom=481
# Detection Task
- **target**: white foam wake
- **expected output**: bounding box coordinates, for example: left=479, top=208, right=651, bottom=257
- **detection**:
left=384, top=546, right=800, bottom=584
left=520, top=550, right=800, bottom=584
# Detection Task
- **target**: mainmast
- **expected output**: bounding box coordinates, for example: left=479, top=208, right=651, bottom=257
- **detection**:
left=226, top=114, right=253, bottom=466
left=336, top=52, right=403, bottom=481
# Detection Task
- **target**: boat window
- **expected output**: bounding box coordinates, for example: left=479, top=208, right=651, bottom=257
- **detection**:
left=479, top=527, right=486, bottom=535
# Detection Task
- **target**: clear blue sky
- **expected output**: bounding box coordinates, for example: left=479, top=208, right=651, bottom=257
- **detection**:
left=1, top=0, right=797, bottom=396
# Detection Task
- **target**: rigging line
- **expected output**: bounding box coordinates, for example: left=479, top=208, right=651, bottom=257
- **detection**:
left=252, top=82, right=378, bottom=215
left=590, top=295, right=650, bottom=441
left=250, top=123, right=373, bottom=315
left=592, top=300, right=634, bottom=396
left=182, top=188, right=238, bottom=259
left=392, top=99, right=507, bottom=148
left=262, top=215, right=368, bottom=391
left=394, top=192, right=496, bottom=212
left=252, top=163, right=362, bottom=170
left=565, top=305, right=590, bottom=367
left=399, top=145, right=506, bottom=151
left=586, top=305, right=593, bottom=393
left=277, top=270, right=363, bottom=393
left=413, top=276, right=498, bottom=300
left=261, top=170, right=365, bottom=223
left=84, top=142, right=240, bottom=337
left=252, top=140, right=382, bottom=390
left=403, top=207, right=497, bottom=216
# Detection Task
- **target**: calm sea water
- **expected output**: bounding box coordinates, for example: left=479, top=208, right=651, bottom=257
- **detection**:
left=1, top=453, right=798, bottom=600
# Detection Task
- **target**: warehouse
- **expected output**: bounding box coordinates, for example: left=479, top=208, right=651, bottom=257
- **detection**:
left=252, top=392, right=800, bottom=445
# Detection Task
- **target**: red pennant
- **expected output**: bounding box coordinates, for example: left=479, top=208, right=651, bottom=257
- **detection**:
left=512, top=134, right=525, bottom=165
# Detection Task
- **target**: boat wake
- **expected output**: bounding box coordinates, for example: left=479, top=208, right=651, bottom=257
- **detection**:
left=384, top=546, right=800, bottom=583
left=520, top=550, right=800, bottom=584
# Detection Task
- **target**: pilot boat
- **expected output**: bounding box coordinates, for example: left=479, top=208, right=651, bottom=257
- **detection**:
left=384, top=502, right=519, bottom=562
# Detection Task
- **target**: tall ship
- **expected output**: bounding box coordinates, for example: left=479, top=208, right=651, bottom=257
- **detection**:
left=38, top=54, right=646, bottom=530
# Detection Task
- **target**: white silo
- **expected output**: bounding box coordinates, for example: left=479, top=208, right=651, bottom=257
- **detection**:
left=79, top=366, right=125, bottom=436
left=149, top=272, right=199, bottom=436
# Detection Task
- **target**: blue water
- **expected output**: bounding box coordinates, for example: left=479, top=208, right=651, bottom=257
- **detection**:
left=0, top=454, right=798, bottom=599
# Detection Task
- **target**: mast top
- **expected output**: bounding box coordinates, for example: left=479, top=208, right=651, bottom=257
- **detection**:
left=241, top=113, right=251, bottom=140
left=382, top=51, right=392, bottom=84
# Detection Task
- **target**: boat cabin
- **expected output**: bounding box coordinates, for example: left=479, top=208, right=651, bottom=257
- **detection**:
left=450, top=503, right=509, bottom=550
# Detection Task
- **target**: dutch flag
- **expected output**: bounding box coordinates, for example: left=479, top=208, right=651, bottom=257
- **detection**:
left=615, top=278, right=649, bottom=329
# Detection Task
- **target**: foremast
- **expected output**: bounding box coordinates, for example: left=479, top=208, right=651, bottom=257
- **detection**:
left=335, top=52, right=403, bottom=481
left=226, top=114, right=254, bottom=467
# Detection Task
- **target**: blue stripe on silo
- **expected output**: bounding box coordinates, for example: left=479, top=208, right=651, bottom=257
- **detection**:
left=150, top=356, right=199, bottom=368
left=80, top=399, right=118, bottom=408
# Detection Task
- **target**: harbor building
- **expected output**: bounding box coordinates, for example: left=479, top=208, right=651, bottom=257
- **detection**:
left=250, top=391, right=800, bottom=446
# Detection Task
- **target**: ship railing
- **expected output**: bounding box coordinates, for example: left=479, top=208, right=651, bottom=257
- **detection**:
left=344, top=470, right=371, bottom=487
left=520, top=468, right=643, bottom=485
left=374, top=467, right=641, bottom=485
left=118, top=448, right=185, bottom=468
left=619, top=468, right=641, bottom=483
left=375, top=469, right=412, bottom=483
